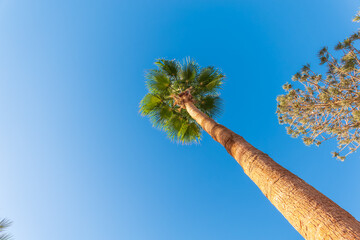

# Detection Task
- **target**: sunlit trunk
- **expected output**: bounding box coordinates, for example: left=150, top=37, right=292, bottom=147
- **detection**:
left=185, top=101, right=360, bottom=240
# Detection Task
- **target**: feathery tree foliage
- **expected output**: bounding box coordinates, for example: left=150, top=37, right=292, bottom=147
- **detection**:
left=0, top=219, right=12, bottom=240
left=354, top=10, right=360, bottom=22
left=140, top=58, right=224, bottom=143
left=277, top=14, right=360, bottom=160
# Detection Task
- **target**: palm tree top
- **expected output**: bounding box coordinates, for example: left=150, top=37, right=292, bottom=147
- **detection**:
left=140, top=58, right=225, bottom=144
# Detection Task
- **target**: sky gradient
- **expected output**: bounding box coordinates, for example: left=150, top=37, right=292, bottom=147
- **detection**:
left=0, top=0, right=360, bottom=239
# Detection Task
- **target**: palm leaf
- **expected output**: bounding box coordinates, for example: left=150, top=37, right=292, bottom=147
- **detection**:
left=139, top=94, right=162, bottom=116
left=0, top=219, right=11, bottom=233
left=197, top=95, right=223, bottom=118
left=183, top=122, right=201, bottom=143
left=148, top=104, right=174, bottom=129
left=154, top=59, right=180, bottom=77
left=194, top=66, right=224, bottom=95
left=180, top=57, right=198, bottom=84
left=146, top=70, right=170, bottom=93
left=0, top=219, right=12, bottom=240
left=0, top=234, right=11, bottom=240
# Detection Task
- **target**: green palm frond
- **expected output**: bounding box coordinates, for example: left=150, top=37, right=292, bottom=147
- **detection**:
left=0, top=219, right=11, bottom=233
left=147, top=103, right=172, bottom=129
left=0, top=234, right=11, bottom=240
left=204, top=78, right=223, bottom=93
left=197, top=95, right=223, bottom=118
left=178, top=122, right=201, bottom=144
left=180, top=57, right=198, bottom=85
left=166, top=113, right=186, bottom=140
left=146, top=70, right=171, bottom=94
left=139, top=93, right=162, bottom=115
left=193, top=66, right=224, bottom=95
left=154, top=59, right=180, bottom=77
left=0, top=219, right=12, bottom=240
left=140, top=58, right=225, bottom=144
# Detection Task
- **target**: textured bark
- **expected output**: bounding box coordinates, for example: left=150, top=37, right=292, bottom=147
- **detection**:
left=185, top=101, right=360, bottom=240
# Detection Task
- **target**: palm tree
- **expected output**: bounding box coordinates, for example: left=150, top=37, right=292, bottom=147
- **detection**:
left=140, top=58, right=360, bottom=239
left=0, top=219, right=12, bottom=240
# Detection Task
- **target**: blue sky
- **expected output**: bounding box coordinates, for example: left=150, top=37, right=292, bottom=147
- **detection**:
left=0, top=0, right=359, bottom=239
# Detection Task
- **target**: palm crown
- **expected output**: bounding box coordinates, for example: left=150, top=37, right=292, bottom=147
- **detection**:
left=140, top=58, right=225, bottom=143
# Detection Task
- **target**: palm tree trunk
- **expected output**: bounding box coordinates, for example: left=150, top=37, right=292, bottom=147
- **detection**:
left=185, top=101, right=360, bottom=240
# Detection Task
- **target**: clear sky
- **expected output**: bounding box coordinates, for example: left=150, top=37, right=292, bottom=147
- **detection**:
left=0, top=0, right=359, bottom=239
